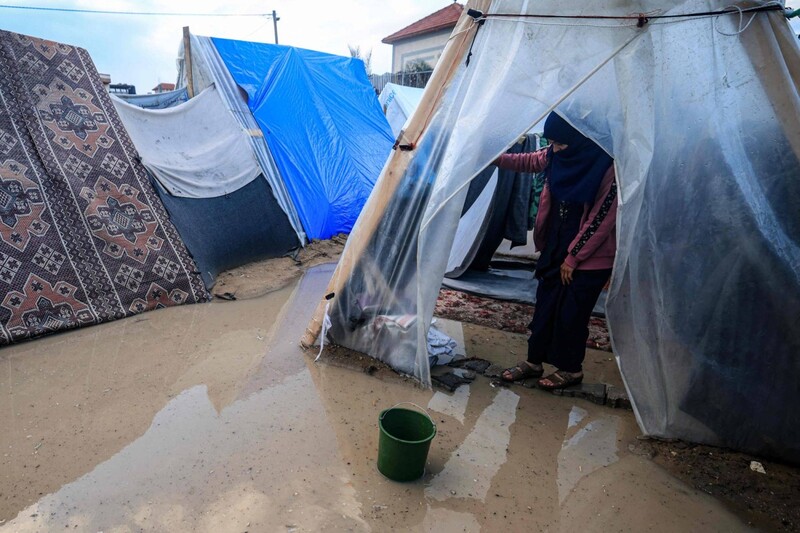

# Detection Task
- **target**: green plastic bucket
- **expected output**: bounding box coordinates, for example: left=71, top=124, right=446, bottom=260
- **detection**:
left=377, top=403, right=436, bottom=482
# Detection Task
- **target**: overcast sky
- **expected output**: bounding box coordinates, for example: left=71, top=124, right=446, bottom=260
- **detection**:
left=0, top=1, right=798, bottom=94
left=0, top=0, right=446, bottom=93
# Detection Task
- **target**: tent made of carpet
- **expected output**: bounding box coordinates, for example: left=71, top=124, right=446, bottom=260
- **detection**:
left=302, top=1, right=800, bottom=463
left=0, top=30, right=208, bottom=346
left=177, top=34, right=395, bottom=241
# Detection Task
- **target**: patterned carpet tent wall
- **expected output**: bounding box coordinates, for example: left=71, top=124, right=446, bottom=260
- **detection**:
left=303, top=0, right=800, bottom=464
left=0, top=30, right=208, bottom=346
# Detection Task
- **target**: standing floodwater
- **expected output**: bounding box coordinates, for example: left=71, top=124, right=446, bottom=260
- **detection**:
left=0, top=264, right=755, bottom=532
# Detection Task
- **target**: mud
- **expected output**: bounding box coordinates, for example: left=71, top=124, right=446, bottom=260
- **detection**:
left=648, top=441, right=800, bottom=532
left=210, top=235, right=347, bottom=300
left=0, top=262, right=758, bottom=532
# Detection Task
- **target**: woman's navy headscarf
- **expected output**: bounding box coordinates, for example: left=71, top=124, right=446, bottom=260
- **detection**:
left=543, top=113, right=613, bottom=203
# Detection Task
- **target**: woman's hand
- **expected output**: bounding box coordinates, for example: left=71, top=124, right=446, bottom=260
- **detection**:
left=560, top=262, right=574, bottom=285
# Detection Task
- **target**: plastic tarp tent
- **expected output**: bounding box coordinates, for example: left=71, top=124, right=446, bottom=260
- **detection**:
left=378, top=83, right=424, bottom=138
left=380, top=86, right=540, bottom=274
left=176, top=34, right=306, bottom=244
left=323, top=0, right=800, bottom=463
left=210, top=38, right=395, bottom=240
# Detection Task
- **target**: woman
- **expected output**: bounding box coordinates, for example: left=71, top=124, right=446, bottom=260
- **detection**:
left=497, top=112, right=616, bottom=390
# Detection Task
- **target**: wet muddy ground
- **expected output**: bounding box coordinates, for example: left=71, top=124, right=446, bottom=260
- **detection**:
left=0, top=260, right=794, bottom=532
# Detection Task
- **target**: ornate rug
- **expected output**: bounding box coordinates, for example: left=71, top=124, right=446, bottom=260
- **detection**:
left=0, top=31, right=207, bottom=346
left=434, top=288, right=612, bottom=352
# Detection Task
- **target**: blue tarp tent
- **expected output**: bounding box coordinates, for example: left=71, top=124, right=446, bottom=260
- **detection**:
left=211, top=38, right=394, bottom=240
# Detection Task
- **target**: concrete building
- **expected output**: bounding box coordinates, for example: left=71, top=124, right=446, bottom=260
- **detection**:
left=382, top=3, right=463, bottom=73
left=152, top=82, right=176, bottom=94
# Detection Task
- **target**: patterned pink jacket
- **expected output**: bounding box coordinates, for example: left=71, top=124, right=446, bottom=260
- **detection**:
left=495, top=149, right=617, bottom=271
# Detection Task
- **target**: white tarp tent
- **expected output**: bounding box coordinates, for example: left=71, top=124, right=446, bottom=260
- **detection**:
left=312, top=0, right=800, bottom=462
left=378, top=82, right=425, bottom=138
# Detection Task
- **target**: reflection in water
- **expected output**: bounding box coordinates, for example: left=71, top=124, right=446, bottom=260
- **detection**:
left=2, top=377, right=366, bottom=532
left=557, top=407, right=621, bottom=504
left=421, top=505, right=481, bottom=532
left=426, top=388, right=519, bottom=502
left=427, top=384, right=471, bottom=424
left=0, top=261, right=756, bottom=532
left=568, top=405, right=588, bottom=429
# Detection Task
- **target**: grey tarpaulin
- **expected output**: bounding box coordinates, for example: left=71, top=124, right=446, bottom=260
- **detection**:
left=441, top=266, right=607, bottom=316
left=151, top=174, right=299, bottom=288
left=325, top=0, right=800, bottom=462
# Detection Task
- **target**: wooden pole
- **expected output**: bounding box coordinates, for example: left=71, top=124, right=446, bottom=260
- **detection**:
left=183, top=26, right=195, bottom=98
left=300, top=0, right=491, bottom=349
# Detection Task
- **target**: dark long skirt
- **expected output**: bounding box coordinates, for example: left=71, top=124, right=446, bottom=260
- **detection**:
left=527, top=269, right=610, bottom=373
left=527, top=201, right=610, bottom=373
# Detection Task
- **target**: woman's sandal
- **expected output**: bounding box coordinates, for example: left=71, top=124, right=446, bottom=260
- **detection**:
left=537, top=370, right=584, bottom=390
left=501, top=361, right=544, bottom=382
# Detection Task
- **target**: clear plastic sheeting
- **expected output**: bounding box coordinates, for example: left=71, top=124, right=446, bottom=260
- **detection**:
left=327, top=0, right=800, bottom=462
left=210, top=38, right=395, bottom=240
left=112, top=85, right=261, bottom=198
left=604, top=7, right=800, bottom=462
left=446, top=169, right=497, bottom=276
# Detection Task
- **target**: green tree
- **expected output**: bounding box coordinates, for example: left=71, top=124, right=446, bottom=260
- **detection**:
left=348, top=44, right=372, bottom=77
left=403, top=60, right=432, bottom=73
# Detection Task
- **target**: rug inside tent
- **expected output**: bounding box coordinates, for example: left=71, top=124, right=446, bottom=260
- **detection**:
left=0, top=30, right=208, bottom=346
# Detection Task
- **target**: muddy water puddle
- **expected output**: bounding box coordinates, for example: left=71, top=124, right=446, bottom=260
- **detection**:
left=1, top=264, right=752, bottom=532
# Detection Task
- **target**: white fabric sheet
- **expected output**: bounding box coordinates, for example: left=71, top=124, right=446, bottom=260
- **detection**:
left=112, top=85, right=260, bottom=198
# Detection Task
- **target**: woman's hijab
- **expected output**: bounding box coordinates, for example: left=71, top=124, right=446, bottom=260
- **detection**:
left=543, top=113, right=613, bottom=203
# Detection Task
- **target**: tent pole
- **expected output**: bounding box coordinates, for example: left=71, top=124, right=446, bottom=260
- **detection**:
left=183, top=26, right=195, bottom=98
left=300, top=0, right=492, bottom=349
